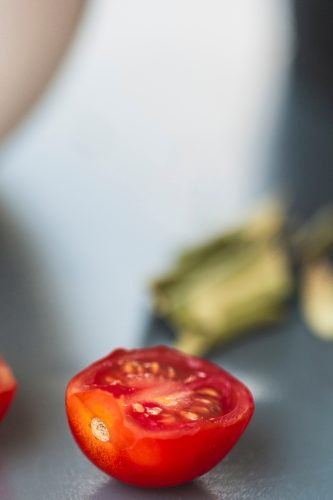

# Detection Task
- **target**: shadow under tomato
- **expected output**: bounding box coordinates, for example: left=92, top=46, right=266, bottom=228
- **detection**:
left=90, top=478, right=220, bottom=500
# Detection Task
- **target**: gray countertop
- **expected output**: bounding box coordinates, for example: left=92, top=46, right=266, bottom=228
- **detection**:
left=2, top=2, right=332, bottom=498
left=0, top=206, right=332, bottom=499
left=2, top=309, right=333, bottom=499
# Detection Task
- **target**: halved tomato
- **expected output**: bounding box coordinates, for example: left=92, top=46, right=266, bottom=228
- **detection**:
left=0, top=357, right=17, bottom=421
left=66, top=346, right=254, bottom=488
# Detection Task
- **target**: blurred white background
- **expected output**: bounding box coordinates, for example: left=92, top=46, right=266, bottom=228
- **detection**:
left=0, top=0, right=292, bottom=363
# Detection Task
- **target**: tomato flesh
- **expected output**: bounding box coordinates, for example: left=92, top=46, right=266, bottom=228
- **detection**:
left=0, top=357, right=17, bottom=422
left=66, top=346, right=254, bottom=487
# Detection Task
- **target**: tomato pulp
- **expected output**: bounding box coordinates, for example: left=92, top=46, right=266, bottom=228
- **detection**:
left=0, top=357, right=17, bottom=421
left=66, top=346, right=254, bottom=487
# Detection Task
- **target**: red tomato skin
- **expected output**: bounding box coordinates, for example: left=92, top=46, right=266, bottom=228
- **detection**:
left=0, top=358, right=17, bottom=422
left=0, top=389, right=16, bottom=421
left=66, top=347, right=254, bottom=488
left=69, top=410, right=252, bottom=488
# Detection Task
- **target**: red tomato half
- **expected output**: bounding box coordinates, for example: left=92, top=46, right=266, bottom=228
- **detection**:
left=66, top=346, right=254, bottom=488
left=0, top=357, right=17, bottom=422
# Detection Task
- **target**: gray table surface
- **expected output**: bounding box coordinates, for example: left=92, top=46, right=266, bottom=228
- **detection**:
left=0, top=208, right=332, bottom=500
left=1, top=3, right=331, bottom=498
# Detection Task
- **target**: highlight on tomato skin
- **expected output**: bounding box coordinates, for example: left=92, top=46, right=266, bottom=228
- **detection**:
left=66, top=346, right=254, bottom=488
left=0, top=357, right=17, bottom=422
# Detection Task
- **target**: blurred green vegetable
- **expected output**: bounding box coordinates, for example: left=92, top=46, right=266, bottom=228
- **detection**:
left=301, top=259, right=333, bottom=341
left=151, top=202, right=293, bottom=355
left=151, top=202, right=333, bottom=355
left=293, top=206, right=333, bottom=262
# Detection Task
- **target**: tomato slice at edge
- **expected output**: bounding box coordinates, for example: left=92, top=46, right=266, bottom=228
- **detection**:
left=0, top=357, right=17, bottom=421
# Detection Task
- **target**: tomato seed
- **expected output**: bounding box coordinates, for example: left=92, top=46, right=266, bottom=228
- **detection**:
left=195, top=397, right=211, bottom=405
left=146, top=407, right=162, bottom=416
left=192, top=406, right=210, bottom=414
left=180, top=411, right=199, bottom=421
left=90, top=417, right=110, bottom=442
left=197, top=388, right=219, bottom=398
left=150, top=362, right=160, bottom=375
left=123, top=362, right=135, bottom=374
left=167, top=366, right=176, bottom=379
left=132, top=403, right=145, bottom=413
left=160, top=414, right=176, bottom=424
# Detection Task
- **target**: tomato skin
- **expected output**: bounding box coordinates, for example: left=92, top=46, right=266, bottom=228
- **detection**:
left=0, top=358, right=17, bottom=422
left=66, top=346, right=254, bottom=488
